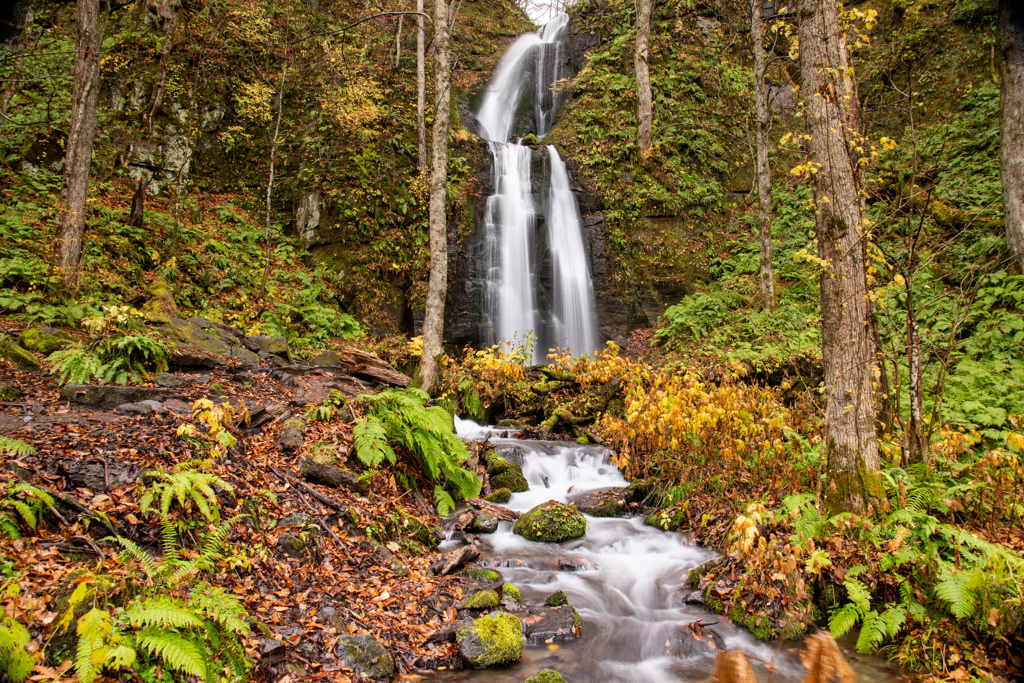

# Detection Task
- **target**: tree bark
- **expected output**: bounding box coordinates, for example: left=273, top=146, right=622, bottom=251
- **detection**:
left=416, top=0, right=428, bottom=174
left=394, top=15, right=404, bottom=67
left=418, top=0, right=452, bottom=393
left=751, top=0, right=775, bottom=310
left=259, top=62, right=287, bottom=298
left=798, top=0, right=882, bottom=514
left=56, top=0, right=105, bottom=291
left=1000, top=0, right=1024, bottom=274
left=635, top=0, right=654, bottom=156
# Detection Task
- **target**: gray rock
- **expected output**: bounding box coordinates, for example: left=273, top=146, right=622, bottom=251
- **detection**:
left=469, top=512, right=498, bottom=534
left=114, top=400, right=166, bottom=415
left=0, top=337, right=39, bottom=370
left=275, top=417, right=306, bottom=452
left=334, top=634, right=395, bottom=682
left=557, top=557, right=596, bottom=572
left=243, top=335, right=289, bottom=358
left=567, top=487, right=628, bottom=517
left=156, top=317, right=260, bottom=368
left=523, top=605, right=582, bottom=642
left=57, top=460, right=107, bottom=491
left=430, top=544, right=480, bottom=576
left=60, top=385, right=175, bottom=409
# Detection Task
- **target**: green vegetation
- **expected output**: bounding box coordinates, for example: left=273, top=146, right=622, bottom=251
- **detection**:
left=513, top=502, right=588, bottom=543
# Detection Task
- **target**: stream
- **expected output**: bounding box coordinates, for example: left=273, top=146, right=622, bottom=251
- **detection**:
left=411, top=419, right=908, bottom=682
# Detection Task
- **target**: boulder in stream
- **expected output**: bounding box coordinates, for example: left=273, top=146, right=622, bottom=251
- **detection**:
left=456, top=612, right=524, bottom=667
left=567, top=487, right=627, bottom=517
left=488, top=456, right=529, bottom=492
left=523, top=605, right=582, bottom=642
left=484, top=488, right=512, bottom=504
left=469, top=511, right=498, bottom=533
left=430, top=544, right=480, bottom=575
left=525, top=671, right=567, bottom=683
left=513, top=501, right=586, bottom=543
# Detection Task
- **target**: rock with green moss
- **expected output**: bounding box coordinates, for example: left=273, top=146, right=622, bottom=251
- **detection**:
left=644, top=505, right=688, bottom=531
left=0, top=337, right=39, bottom=370
left=525, top=670, right=567, bottom=683
left=484, top=488, right=512, bottom=504
left=334, top=634, right=395, bottom=682
left=500, top=583, right=520, bottom=602
left=276, top=417, right=306, bottom=452
left=456, top=612, right=524, bottom=667
left=491, top=463, right=529, bottom=493
left=141, top=275, right=179, bottom=324
left=157, top=317, right=259, bottom=368
left=727, top=607, right=775, bottom=640
left=486, top=454, right=511, bottom=475
left=462, top=590, right=500, bottom=610
left=0, top=383, right=21, bottom=401
left=513, top=502, right=586, bottom=543
left=520, top=133, right=541, bottom=147
left=469, top=511, right=498, bottom=533
left=18, top=325, right=73, bottom=355
left=465, top=567, right=501, bottom=584
left=544, top=590, right=568, bottom=607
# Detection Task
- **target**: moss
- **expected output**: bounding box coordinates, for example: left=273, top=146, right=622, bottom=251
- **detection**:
left=18, top=325, right=72, bottom=355
left=520, top=133, right=541, bottom=146
left=462, top=590, right=500, bottom=610
left=466, top=568, right=501, bottom=583
left=456, top=612, right=524, bottom=667
left=544, top=590, right=568, bottom=607
left=525, top=670, right=567, bottom=683
left=484, top=488, right=512, bottom=504
left=685, top=568, right=701, bottom=587
left=491, top=464, right=529, bottom=492
left=500, top=583, right=520, bottom=602
left=727, top=607, right=775, bottom=641
left=486, top=455, right=511, bottom=475
left=575, top=434, right=590, bottom=444
left=0, top=338, right=40, bottom=370
left=513, top=502, right=586, bottom=543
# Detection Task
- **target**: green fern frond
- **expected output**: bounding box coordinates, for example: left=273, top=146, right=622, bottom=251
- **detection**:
left=134, top=627, right=207, bottom=679
left=880, top=604, right=908, bottom=638
left=829, top=603, right=860, bottom=638
left=936, top=566, right=977, bottom=620
left=353, top=417, right=395, bottom=467
left=189, top=585, right=249, bottom=635
left=0, top=616, right=37, bottom=683
left=0, top=436, right=36, bottom=457
left=121, top=599, right=204, bottom=630
left=854, top=609, right=887, bottom=653
left=842, top=577, right=871, bottom=612
left=434, top=486, right=456, bottom=516
left=75, top=608, right=114, bottom=683
left=111, top=536, right=159, bottom=579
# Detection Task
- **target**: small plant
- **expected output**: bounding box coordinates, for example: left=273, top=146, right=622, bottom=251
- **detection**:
left=48, top=334, right=169, bottom=386
left=0, top=483, right=54, bottom=539
left=176, top=398, right=243, bottom=459
left=0, top=437, right=35, bottom=458
left=139, top=465, right=234, bottom=523
left=0, top=612, right=36, bottom=683
left=353, top=388, right=481, bottom=514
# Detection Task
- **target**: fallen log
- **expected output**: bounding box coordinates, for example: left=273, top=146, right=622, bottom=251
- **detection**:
left=310, top=345, right=411, bottom=387
left=466, top=498, right=520, bottom=521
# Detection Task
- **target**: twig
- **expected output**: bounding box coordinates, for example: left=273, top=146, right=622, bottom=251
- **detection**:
left=94, top=455, right=110, bottom=490
left=67, top=534, right=106, bottom=558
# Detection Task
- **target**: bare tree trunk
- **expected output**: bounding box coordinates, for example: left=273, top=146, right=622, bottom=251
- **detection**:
left=635, top=0, right=654, bottom=156
left=394, top=15, right=404, bottom=67
left=56, top=0, right=105, bottom=292
left=416, top=0, right=428, bottom=174
left=903, top=210, right=929, bottom=463
left=129, top=175, right=149, bottom=229
left=259, top=63, right=287, bottom=298
left=0, top=8, right=35, bottom=136
left=419, top=0, right=452, bottom=393
left=751, top=0, right=775, bottom=310
left=1000, top=0, right=1024, bottom=274
left=798, top=0, right=882, bottom=514
left=145, top=0, right=181, bottom=133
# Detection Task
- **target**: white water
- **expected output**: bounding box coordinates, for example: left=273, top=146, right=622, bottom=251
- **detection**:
left=476, top=14, right=598, bottom=363
left=440, top=422, right=813, bottom=682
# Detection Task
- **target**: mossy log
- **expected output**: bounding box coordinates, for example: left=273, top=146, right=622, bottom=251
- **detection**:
left=300, top=456, right=368, bottom=495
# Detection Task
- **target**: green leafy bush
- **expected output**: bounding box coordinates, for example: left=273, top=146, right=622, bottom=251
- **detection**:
left=48, top=334, right=169, bottom=386
left=353, top=388, right=481, bottom=513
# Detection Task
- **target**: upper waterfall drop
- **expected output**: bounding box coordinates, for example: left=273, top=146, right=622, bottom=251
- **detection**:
left=475, top=14, right=599, bottom=362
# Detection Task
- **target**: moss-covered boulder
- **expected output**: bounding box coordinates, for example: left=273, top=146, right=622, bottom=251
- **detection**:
left=500, top=583, right=520, bottom=602
left=484, top=488, right=512, bottom=504
left=334, top=634, right=395, bottom=682
left=513, top=502, right=586, bottom=543
left=491, top=462, right=529, bottom=493
left=0, top=337, right=39, bottom=370
left=469, top=511, right=498, bottom=533
left=462, top=590, right=500, bottom=610
left=544, top=590, right=568, bottom=607
left=456, top=612, right=524, bottom=667
left=141, top=275, right=179, bottom=324
left=525, top=670, right=567, bottom=683
left=465, top=567, right=501, bottom=584
left=18, top=325, right=73, bottom=355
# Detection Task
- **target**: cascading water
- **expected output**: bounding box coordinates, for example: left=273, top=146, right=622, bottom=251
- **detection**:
left=426, top=420, right=902, bottom=683
left=476, top=14, right=598, bottom=362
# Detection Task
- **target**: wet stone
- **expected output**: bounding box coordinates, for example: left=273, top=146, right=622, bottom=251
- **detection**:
left=334, top=634, right=395, bottom=682
left=523, top=605, right=582, bottom=642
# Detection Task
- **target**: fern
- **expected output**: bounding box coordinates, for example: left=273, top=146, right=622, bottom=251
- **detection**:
left=935, top=565, right=978, bottom=619
left=1, top=483, right=54, bottom=538
left=0, top=617, right=36, bottom=683
left=76, top=608, right=115, bottom=683
left=353, top=417, right=396, bottom=467
left=121, top=599, right=205, bottom=630
left=0, top=436, right=35, bottom=457
left=133, top=628, right=206, bottom=679
left=139, top=466, right=233, bottom=522
left=434, top=486, right=456, bottom=516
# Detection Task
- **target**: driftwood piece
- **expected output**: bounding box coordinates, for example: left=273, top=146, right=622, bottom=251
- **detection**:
left=466, top=498, right=520, bottom=522
left=312, top=345, right=410, bottom=387
left=299, top=456, right=368, bottom=495
left=430, top=543, right=479, bottom=576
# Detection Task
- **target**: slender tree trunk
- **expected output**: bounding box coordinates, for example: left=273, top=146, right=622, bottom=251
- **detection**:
left=635, top=0, right=654, bottom=156
left=798, top=0, right=882, bottom=514
left=904, top=211, right=929, bottom=462
left=419, top=0, right=452, bottom=393
left=146, top=1, right=180, bottom=133
left=394, top=15, right=403, bottom=67
left=259, top=63, right=287, bottom=298
left=56, top=0, right=105, bottom=292
left=999, top=0, right=1024, bottom=274
left=751, top=0, right=775, bottom=310
left=0, top=8, right=35, bottom=136
left=416, top=0, right=428, bottom=174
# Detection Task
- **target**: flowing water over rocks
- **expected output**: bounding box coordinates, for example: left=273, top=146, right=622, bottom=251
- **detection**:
left=419, top=419, right=903, bottom=682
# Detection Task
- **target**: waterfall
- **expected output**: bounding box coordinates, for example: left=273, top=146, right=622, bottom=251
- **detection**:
left=476, top=14, right=598, bottom=363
